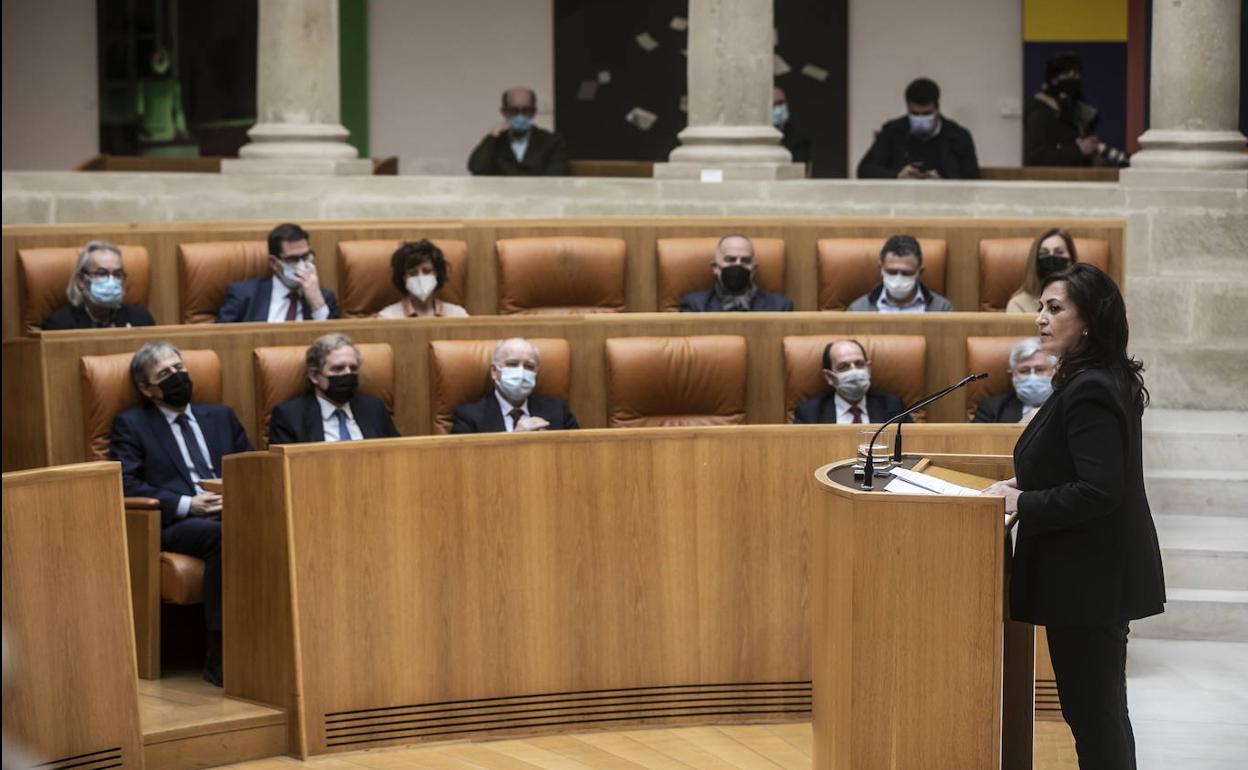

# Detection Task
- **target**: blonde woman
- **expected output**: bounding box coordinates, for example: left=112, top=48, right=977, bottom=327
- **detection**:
left=1006, top=228, right=1079, bottom=313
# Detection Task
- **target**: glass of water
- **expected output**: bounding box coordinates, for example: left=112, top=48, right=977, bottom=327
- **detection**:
left=854, top=429, right=893, bottom=476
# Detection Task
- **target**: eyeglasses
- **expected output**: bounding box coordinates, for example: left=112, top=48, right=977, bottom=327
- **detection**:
left=84, top=269, right=127, bottom=280
left=502, top=106, right=536, bottom=117
left=275, top=251, right=314, bottom=266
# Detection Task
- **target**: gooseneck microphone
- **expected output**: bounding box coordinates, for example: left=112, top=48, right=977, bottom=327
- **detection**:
left=859, top=372, right=989, bottom=490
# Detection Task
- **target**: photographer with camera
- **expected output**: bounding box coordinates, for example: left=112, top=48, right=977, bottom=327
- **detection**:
left=1025, top=52, right=1128, bottom=168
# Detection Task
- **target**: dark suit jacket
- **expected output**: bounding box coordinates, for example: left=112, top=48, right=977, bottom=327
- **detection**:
left=110, top=402, right=254, bottom=528
left=216, top=276, right=339, bottom=323
left=856, top=115, right=980, bottom=180
left=792, top=389, right=911, bottom=425
left=679, top=289, right=794, bottom=312
left=450, top=393, right=579, bottom=434
left=467, top=127, right=569, bottom=176
left=1011, top=368, right=1165, bottom=626
left=268, top=391, right=400, bottom=445
left=972, top=392, right=1025, bottom=424
left=41, top=302, right=156, bottom=330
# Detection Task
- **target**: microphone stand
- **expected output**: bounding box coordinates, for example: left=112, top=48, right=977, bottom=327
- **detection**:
left=860, top=372, right=988, bottom=490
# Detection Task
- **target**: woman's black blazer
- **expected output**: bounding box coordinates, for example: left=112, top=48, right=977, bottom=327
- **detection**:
left=1011, top=367, right=1166, bottom=626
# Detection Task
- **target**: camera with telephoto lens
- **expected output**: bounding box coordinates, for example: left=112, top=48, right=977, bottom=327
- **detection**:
left=1096, top=142, right=1129, bottom=167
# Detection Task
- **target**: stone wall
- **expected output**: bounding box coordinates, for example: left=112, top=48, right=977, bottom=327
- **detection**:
left=3, top=171, right=1245, bottom=409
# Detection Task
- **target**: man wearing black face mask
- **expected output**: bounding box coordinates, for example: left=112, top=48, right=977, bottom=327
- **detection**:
left=679, top=234, right=794, bottom=312
left=268, top=333, right=400, bottom=445
left=110, top=342, right=253, bottom=686
left=1025, top=53, right=1102, bottom=166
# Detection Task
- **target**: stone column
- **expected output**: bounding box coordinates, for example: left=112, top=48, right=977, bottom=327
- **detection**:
left=222, top=0, right=371, bottom=175
left=653, top=0, right=803, bottom=180
left=1123, top=0, right=1247, bottom=187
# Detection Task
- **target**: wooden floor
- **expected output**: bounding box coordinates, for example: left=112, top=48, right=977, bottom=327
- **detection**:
left=139, top=672, right=284, bottom=739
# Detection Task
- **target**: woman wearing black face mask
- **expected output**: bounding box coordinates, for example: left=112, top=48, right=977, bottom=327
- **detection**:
left=1007, top=228, right=1080, bottom=314
left=1024, top=52, right=1101, bottom=166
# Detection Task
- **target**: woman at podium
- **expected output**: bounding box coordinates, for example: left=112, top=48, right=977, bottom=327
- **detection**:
left=985, top=263, right=1164, bottom=770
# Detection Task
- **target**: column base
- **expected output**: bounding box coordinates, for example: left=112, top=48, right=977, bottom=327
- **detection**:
left=221, top=157, right=374, bottom=176
left=653, top=161, right=806, bottom=181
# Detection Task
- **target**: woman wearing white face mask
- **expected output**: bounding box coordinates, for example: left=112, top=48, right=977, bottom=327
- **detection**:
left=42, top=240, right=157, bottom=330
left=376, top=240, right=469, bottom=319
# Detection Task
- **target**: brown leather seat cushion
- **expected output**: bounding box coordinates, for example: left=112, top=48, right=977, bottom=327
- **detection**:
left=496, top=237, right=627, bottom=314
left=978, top=238, right=1110, bottom=311
left=178, top=241, right=270, bottom=323
left=965, top=336, right=1032, bottom=419
left=253, top=343, right=397, bottom=447
left=782, top=335, right=928, bottom=422
left=428, top=339, right=572, bottom=434
left=17, top=246, right=152, bottom=333
left=161, top=552, right=205, bottom=605
left=336, top=239, right=469, bottom=317
left=655, top=237, right=787, bottom=311
left=605, top=335, right=747, bottom=428
left=816, top=238, right=948, bottom=310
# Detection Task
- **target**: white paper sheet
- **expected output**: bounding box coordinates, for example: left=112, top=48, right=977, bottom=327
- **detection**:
left=887, top=467, right=981, bottom=496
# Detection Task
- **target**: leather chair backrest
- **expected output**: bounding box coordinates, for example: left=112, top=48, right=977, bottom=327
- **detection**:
left=965, top=336, right=1031, bottom=420
left=655, top=237, right=787, bottom=311
left=605, top=335, right=748, bottom=428
left=80, top=349, right=223, bottom=461
left=178, top=241, right=270, bottom=323
left=17, top=246, right=152, bottom=333
left=816, top=238, right=948, bottom=311
left=496, top=237, right=627, bottom=314
left=782, top=335, right=928, bottom=423
left=428, top=338, right=573, bottom=434
left=252, top=343, right=396, bottom=447
left=336, top=239, right=469, bottom=317
left=978, top=237, right=1110, bottom=311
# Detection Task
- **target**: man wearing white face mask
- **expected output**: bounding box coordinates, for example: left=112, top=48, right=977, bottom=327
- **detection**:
left=793, top=340, right=911, bottom=424
left=451, top=338, right=579, bottom=434
left=973, top=337, right=1056, bottom=423
left=857, top=78, right=980, bottom=180
left=376, top=240, right=469, bottom=318
left=847, top=235, right=955, bottom=313
left=217, top=223, right=339, bottom=323
left=42, top=241, right=157, bottom=329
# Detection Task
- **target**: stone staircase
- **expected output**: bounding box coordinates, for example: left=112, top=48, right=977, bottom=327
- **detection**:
left=1132, top=410, right=1248, bottom=642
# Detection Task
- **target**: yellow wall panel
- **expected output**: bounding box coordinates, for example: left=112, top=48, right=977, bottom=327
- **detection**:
left=1024, top=0, right=1128, bottom=42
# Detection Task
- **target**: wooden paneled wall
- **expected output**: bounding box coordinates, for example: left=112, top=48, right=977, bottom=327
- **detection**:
left=1, top=313, right=1039, bottom=471
left=2, top=217, right=1126, bottom=339
left=2, top=462, right=143, bottom=770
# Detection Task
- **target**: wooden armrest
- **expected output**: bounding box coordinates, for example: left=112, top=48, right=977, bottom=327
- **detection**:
left=124, top=496, right=161, bottom=509
left=198, top=478, right=223, bottom=495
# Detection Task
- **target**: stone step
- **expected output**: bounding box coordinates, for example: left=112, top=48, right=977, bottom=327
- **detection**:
left=1144, top=470, right=1248, bottom=518
left=1142, top=409, right=1248, bottom=473
left=1155, top=515, right=1248, bottom=591
left=1131, top=588, right=1248, bottom=643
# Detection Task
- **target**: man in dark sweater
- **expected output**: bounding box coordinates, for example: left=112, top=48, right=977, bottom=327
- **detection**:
left=857, top=78, right=980, bottom=180
left=467, top=87, right=569, bottom=176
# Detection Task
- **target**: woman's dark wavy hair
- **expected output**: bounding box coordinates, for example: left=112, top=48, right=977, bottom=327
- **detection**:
left=1042, top=263, right=1149, bottom=412
left=389, top=239, right=447, bottom=294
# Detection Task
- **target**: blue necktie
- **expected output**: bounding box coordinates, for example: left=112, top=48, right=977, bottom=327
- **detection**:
left=333, top=408, right=352, bottom=441
left=174, top=413, right=214, bottom=478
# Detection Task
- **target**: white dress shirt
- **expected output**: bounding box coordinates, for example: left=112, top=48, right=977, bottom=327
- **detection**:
left=157, top=403, right=213, bottom=518
left=266, top=286, right=331, bottom=323
left=876, top=285, right=929, bottom=313
left=509, top=132, right=531, bottom=163
left=318, top=394, right=364, bottom=442
left=833, top=393, right=872, bottom=424
left=494, top=390, right=530, bottom=432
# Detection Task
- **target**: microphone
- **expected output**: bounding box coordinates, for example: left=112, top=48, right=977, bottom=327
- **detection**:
left=859, top=372, right=989, bottom=490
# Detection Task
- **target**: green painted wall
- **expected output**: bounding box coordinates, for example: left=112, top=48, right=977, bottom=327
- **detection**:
left=340, top=0, right=369, bottom=157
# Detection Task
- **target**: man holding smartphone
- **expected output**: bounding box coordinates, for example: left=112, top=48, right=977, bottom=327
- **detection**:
left=216, top=222, right=339, bottom=323
left=856, top=78, right=981, bottom=180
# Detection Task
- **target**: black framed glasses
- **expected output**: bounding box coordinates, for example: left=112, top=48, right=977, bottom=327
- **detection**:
left=83, top=268, right=127, bottom=280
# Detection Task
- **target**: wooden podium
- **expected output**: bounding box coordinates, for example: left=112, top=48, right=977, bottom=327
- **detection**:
left=812, top=453, right=1034, bottom=770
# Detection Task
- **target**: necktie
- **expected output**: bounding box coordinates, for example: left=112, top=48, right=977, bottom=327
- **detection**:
left=284, top=290, right=300, bottom=321
left=174, top=413, right=214, bottom=478
left=508, top=408, right=525, bottom=431
left=333, top=409, right=352, bottom=441
left=849, top=405, right=863, bottom=424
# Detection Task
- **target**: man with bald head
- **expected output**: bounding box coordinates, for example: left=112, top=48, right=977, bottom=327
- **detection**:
left=451, top=338, right=579, bottom=433
left=467, top=87, right=569, bottom=176
left=793, top=339, right=910, bottom=424
left=680, top=234, right=795, bottom=312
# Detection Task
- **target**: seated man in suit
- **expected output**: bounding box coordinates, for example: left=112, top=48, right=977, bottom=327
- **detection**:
left=972, top=337, right=1055, bottom=423
left=467, top=87, right=569, bottom=176
left=794, top=339, right=911, bottom=424
left=110, top=342, right=253, bottom=686
left=42, top=241, right=157, bottom=329
left=269, top=333, right=401, bottom=444
left=847, top=235, right=954, bottom=313
left=451, top=337, right=579, bottom=433
left=679, top=234, right=795, bottom=312
left=216, top=222, right=339, bottom=323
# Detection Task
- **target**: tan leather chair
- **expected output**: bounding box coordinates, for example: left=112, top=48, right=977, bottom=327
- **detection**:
left=336, top=240, right=469, bottom=317
left=978, top=238, right=1111, bottom=311
left=496, top=237, right=627, bottom=314
left=428, top=339, right=573, bottom=434
left=782, top=335, right=928, bottom=422
left=252, top=343, right=396, bottom=447
left=16, top=245, right=152, bottom=333
left=816, top=238, right=948, bottom=310
left=965, top=336, right=1031, bottom=420
left=655, top=237, right=787, bottom=311
left=605, top=335, right=747, bottom=428
left=178, top=241, right=269, bottom=323
left=79, top=348, right=223, bottom=680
